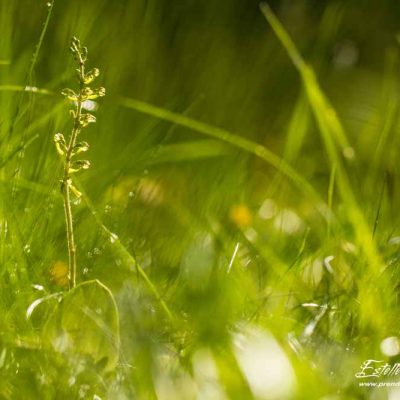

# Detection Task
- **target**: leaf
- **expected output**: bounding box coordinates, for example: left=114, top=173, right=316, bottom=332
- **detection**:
left=26, top=293, right=62, bottom=320
left=259, top=2, right=352, bottom=158
left=145, top=140, right=232, bottom=164
left=43, top=280, right=120, bottom=373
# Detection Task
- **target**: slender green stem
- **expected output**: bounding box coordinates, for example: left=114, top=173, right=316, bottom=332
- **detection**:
left=63, top=181, right=76, bottom=289
left=63, top=60, right=84, bottom=289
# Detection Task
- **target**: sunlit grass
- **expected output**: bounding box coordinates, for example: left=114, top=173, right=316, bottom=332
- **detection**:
left=0, top=1, right=399, bottom=399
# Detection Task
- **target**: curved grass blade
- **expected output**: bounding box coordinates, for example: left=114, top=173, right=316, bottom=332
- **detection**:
left=43, top=279, right=120, bottom=373
left=260, top=1, right=394, bottom=331
left=7, top=0, right=55, bottom=139
left=26, top=1, right=55, bottom=85
left=119, top=97, right=330, bottom=219
left=76, top=180, right=175, bottom=323
left=259, top=2, right=352, bottom=158
left=144, top=139, right=232, bottom=165
left=0, top=133, right=39, bottom=169
left=26, top=292, right=62, bottom=320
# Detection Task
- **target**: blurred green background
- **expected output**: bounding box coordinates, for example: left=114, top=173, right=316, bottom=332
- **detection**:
left=1, top=0, right=400, bottom=399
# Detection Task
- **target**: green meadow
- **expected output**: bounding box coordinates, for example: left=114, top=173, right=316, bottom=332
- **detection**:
left=0, top=1, right=400, bottom=399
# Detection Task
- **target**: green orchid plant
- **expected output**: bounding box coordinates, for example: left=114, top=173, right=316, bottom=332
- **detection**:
left=55, top=37, right=105, bottom=289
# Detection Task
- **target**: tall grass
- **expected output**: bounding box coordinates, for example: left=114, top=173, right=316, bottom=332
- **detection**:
left=0, top=1, right=399, bottom=399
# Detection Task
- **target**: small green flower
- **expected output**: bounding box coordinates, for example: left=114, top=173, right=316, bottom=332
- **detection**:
left=79, top=113, right=96, bottom=127
left=69, top=160, right=90, bottom=174
left=54, top=133, right=66, bottom=156
left=61, top=88, right=78, bottom=101
left=72, top=141, right=89, bottom=155
left=81, top=87, right=106, bottom=100
left=83, top=68, right=100, bottom=84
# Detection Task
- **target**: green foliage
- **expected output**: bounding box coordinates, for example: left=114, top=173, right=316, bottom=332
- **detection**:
left=1, top=0, right=400, bottom=399
left=43, top=280, right=120, bottom=373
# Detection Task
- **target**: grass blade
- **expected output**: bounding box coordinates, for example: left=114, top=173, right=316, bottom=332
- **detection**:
left=260, top=1, right=394, bottom=331
left=119, top=96, right=330, bottom=218
left=259, top=2, right=352, bottom=158
left=76, top=180, right=175, bottom=322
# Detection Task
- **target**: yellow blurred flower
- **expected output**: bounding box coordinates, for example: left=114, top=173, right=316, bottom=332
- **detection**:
left=50, top=261, right=69, bottom=288
left=137, top=177, right=164, bottom=206
left=106, top=177, right=135, bottom=207
left=106, top=177, right=164, bottom=207
left=229, top=204, right=253, bottom=228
